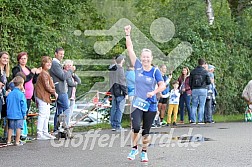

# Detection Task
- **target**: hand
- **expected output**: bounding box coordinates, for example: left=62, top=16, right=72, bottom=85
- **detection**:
left=71, top=66, right=76, bottom=71
left=168, top=73, right=172, bottom=79
left=31, top=68, right=37, bottom=74
left=147, top=91, right=155, bottom=98
left=124, top=25, right=131, bottom=35
left=24, top=116, right=27, bottom=120
left=5, top=89, right=11, bottom=96
left=125, top=95, right=128, bottom=100
left=36, top=67, right=42, bottom=74
left=182, top=88, right=186, bottom=92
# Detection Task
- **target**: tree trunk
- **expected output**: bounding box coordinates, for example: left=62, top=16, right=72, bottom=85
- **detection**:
left=206, top=0, right=214, bottom=25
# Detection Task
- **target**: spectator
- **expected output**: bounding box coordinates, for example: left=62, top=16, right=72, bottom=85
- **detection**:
left=242, top=80, right=252, bottom=108
left=189, top=58, right=211, bottom=124
left=0, top=51, right=10, bottom=141
left=49, top=48, right=73, bottom=132
left=108, top=55, right=127, bottom=131
left=7, top=72, right=26, bottom=138
left=204, top=64, right=214, bottom=123
left=63, top=59, right=81, bottom=124
left=125, top=65, right=135, bottom=102
left=6, top=76, right=27, bottom=146
left=163, top=80, right=180, bottom=126
left=35, top=56, right=58, bottom=140
left=208, top=64, right=217, bottom=121
left=178, top=67, right=192, bottom=124
left=158, top=64, right=171, bottom=126
left=125, top=65, right=135, bottom=114
left=12, top=52, right=42, bottom=141
left=125, top=25, right=165, bottom=162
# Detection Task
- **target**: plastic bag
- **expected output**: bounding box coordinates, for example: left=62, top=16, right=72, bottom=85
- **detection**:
left=245, top=106, right=252, bottom=122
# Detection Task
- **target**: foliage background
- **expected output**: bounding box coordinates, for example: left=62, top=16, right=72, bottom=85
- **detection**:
left=0, top=0, right=251, bottom=114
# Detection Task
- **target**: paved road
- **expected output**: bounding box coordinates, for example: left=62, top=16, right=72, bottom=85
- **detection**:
left=1, top=122, right=252, bottom=167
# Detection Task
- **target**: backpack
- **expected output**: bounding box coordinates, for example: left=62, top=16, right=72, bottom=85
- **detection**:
left=193, top=74, right=204, bottom=87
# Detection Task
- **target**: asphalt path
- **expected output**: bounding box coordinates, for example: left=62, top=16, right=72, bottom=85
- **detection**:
left=1, top=122, right=252, bottom=167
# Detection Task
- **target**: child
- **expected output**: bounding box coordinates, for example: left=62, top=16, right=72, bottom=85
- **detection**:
left=6, top=76, right=27, bottom=146
left=163, top=80, right=180, bottom=126
left=6, top=72, right=27, bottom=141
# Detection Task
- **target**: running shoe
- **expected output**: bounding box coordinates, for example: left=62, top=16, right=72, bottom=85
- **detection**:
left=140, top=151, right=148, bottom=162
left=127, top=149, right=139, bottom=160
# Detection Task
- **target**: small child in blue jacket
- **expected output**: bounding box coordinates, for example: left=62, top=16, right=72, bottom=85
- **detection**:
left=6, top=76, right=27, bottom=146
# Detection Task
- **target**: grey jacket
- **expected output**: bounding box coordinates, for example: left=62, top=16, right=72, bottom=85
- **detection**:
left=66, top=74, right=81, bottom=99
left=49, top=59, right=73, bottom=94
left=108, top=64, right=127, bottom=97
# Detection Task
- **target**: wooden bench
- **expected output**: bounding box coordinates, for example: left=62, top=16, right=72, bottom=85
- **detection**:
left=27, top=113, right=39, bottom=136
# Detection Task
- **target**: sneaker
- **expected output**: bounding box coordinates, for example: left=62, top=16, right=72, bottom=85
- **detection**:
left=198, top=122, right=205, bottom=125
left=15, top=141, right=25, bottom=146
left=166, top=123, right=170, bottom=127
left=20, top=136, right=33, bottom=142
left=6, top=142, right=13, bottom=146
left=140, top=151, right=148, bottom=162
left=44, top=133, right=56, bottom=139
left=116, top=128, right=127, bottom=132
left=173, top=122, right=177, bottom=126
left=0, top=137, right=7, bottom=143
left=151, top=124, right=157, bottom=128
left=37, top=134, right=50, bottom=140
left=161, top=120, right=167, bottom=126
left=127, top=149, right=139, bottom=160
left=111, top=128, right=116, bottom=131
left=190, top=122, right=196, bottom=125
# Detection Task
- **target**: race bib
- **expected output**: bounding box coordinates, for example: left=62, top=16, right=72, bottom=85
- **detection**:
left=133, top=97, right=150, bottom=111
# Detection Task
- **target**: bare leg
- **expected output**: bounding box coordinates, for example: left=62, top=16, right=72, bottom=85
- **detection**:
left=132, top=132, right=140, bottom=147
left=7, top=129, right=13, bottom=143
left=142, top=135, right=150, bottom=151
left=4, top=123, right=8, bottom=138
left=16, top=128, right=21, bottom=144
left=160, top=104, right=167, bottom=121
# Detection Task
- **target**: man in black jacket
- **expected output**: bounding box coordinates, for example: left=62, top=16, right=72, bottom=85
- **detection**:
left=108, top=55, right=127, bottom=131
left=189, top=58, right=211, bottom=124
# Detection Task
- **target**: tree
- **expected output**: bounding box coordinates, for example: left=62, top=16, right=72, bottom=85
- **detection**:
left=228, top=0, right=252, bottom=19
left=206, top=0, right=215, bottom=25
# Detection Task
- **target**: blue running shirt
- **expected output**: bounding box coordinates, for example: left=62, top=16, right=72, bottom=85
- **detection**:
left=134, top=59, right=163, bottom=112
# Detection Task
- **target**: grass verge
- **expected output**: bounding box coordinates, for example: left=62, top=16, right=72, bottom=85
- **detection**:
left=0, top=113, right=246, bottom=136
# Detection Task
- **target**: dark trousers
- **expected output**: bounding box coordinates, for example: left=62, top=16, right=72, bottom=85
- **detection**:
left=131, top=108, right=156, bottom=136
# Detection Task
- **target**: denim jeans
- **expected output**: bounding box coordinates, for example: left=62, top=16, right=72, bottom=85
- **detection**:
left=54, top=93, right=70, bottom=131
left=179, top=93, right=191, bottom=121
left=110, top=95, right=126, bottom=129
left=191, top=89, right=207, bottom=123
left=204, top=98, right=212, bottom=122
